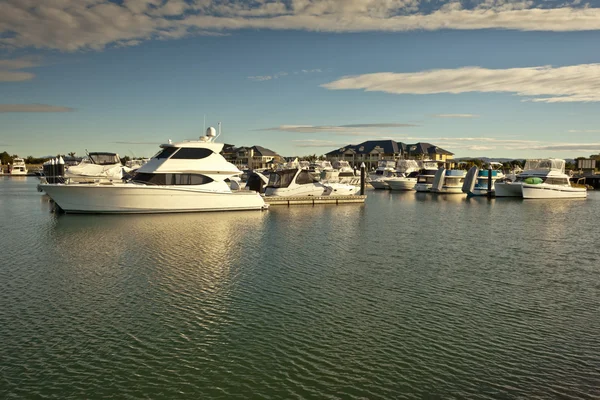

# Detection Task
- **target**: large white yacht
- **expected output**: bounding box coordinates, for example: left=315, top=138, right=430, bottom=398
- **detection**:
left=9, top=158, right=28, bottom=175
left=384, top=160, right=420, bottom=191
left=414, top=161, right=440, bottom=192
left=39, top=127, right=268, bottom=213
left=495, top=159, right=586, bottom=199
left=64, top=152, right=123, bottom=183
left=369, top=160, right=396, bottom=189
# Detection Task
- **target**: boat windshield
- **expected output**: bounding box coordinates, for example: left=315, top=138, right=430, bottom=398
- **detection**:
left=267, top=169, right=298, bottom=188
left=89, top=153, right=120, bottom=165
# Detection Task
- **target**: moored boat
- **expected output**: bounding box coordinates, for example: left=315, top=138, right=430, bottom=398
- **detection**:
left=38, top=126, right=268, bottom=213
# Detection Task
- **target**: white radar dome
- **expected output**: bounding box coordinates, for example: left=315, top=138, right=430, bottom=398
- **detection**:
left=206, top=126, right=217, bottom=137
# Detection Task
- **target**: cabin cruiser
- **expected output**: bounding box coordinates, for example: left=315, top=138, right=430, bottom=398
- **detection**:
left=8, top=158, right=28, bottom=175
left=38, top=127, right=268, bottom=213
left=495, top=159, right=585, bottom=198
left=321, top=160, right=358, bottom=185
left=125, top=158, right=150, bottom=171
left=431, top=168, right=467, bottom=194
left=64, top=152, right=123, bottom=183
left=369, top=160, right=396, bottom=189
left=462, top=162, right=505, bottom=196
left=384, top=160, right=420, bottom=191
left=414, top=161, right=440, bottom=192
left=265, top=168, right=327, bottom=197
left=264, top=168, right=358, bottom=197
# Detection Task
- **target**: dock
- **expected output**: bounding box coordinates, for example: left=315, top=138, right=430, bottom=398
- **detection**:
left=264, top=194, right=367, bottom=206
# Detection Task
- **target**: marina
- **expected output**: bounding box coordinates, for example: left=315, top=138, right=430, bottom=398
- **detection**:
left=1, top=176, right=599, bottom=399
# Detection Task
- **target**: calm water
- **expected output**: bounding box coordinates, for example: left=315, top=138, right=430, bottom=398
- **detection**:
left=1, top=176, right=599, bottom=399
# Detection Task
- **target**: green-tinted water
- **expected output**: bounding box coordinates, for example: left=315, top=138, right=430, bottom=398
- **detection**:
left=1, top=177, right=599, bottom=398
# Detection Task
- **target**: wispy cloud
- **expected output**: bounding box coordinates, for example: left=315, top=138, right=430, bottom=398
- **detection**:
left=532, top=143, right=600, bottom=151
left=432, top=114, right=479, bottom=118
left=0, top=104, right=74, bottom=113
left=0, top=56, right=41, bottom=82
left=248, top=69, right=322, bottom=82
left=322, top=64, right=600, bottom=103
left=567, top=129, right=600, bottom=133
left=292, top=139, right=344, bottom=148
left=259, top=123, right=417, bottom=134
left=3, top=1, right=600, bottom=51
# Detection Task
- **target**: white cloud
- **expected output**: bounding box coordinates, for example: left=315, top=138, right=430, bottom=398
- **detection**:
left=0, top=56, right=40, bottom=82
left=322, top=64, right=600, bottom=103
left=0, top=104, right=74, bottom=113
left=248, top=69, right=320, bottom=82
left=532, top=143, right=600, bottom=151
left=567, top=129, right=600, bottom=133
left=432, top=114, right=479, bottom=118
left=2, top=1, right=600, bottom=51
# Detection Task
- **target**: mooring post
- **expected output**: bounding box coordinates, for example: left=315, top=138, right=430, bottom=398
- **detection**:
left=360, top=162, right=366, bottom=195
left=487, top=165, right=493, bottom=198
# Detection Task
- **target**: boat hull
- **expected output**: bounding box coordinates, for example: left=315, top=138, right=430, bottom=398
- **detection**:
left=431, top=186, right=465, bottom=194
left=414, top=183, right=432, bottom=192
left=386, top=178, right=416, bottom=191
left=494, top=182, right=523, bottom=197
left=264, top=184, right=325, bottom=197
left=521, top=184, right=587, bottom=199
left=369, top=179, right=389, bottom=190
left=39, top=183, right=267, bottom=213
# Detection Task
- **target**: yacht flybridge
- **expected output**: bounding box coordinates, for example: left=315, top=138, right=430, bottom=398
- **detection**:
left=39, top=127, right=268, bottom=213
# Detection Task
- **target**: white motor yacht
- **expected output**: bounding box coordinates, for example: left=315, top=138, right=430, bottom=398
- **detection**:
left=462, top=162, right=505, bottom=196
left=65, top=152, right=123, bottom=183
left=9, top=158, right=28, bottom=175
left=39, top=127, right=268, bottom=213
left=369, top=160, right=396, bottom=189
left=384, top=160, right=420, bottom=191
left=414, top=161, right=440, bottom=192
left=495, top=159, right=586, bottom=198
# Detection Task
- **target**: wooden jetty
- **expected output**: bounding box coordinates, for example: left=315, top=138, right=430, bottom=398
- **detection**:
left=264, top=194, right=367, bottom=206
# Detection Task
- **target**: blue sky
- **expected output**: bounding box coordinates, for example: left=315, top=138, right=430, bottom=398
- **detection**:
left=2, top=0, right=600, bottom=159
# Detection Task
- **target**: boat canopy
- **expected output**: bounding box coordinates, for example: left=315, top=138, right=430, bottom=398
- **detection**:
left=395, top=159, right=420, bottom=173
left=377, top=160, right=396, bottom=169
left=267, top=169, right=318, bottom=188
left=524, top=159, right=565, bottom=173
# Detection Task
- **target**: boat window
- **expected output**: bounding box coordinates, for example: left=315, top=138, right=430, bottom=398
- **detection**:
left=89, top=153, right=120, bottom=165
left=155, top=147, right=179, bottom=159
left=169, top=174, right=214, bottom=185
left=295, top=170, right=316, bottom=185
left=132, top=173, right=213, bottom=185
left=132, top=173, right=167, bottom=185
left=170, top=148, right=213, bottom=160
left=545, top=177, right=569, bottom=185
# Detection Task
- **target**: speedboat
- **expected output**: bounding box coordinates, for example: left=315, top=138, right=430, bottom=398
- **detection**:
left=431, top=168, right=467, bottom=194
left=384, top=160, right=420, bottom=191
left=38, top=126, right=268, bottom=213
left=9, top=158, right=28, bottom=175
left=369, top=160, right=396, bottom=189
left=414, top=161, right=440, bottom=192
left=462, top=162, right=505, bottom=196
left=264, top=168, right=327, bottom=197
left=65, top=152, right=123, bottom=183
left=495, top=159, right=586, bottom=198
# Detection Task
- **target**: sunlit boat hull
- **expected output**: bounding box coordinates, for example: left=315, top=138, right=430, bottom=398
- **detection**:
left=39, top=183, right=267, bottom=213
left=369, top=179, right=389, bottom=190
left=521, top=184, right=587, bottom=199
left=385, top=178, right=416, bottom=191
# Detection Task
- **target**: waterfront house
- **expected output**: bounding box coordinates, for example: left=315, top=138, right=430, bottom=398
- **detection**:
left=222, top=145, right=283, bottom=169
left=325, top=140, right=454, bottom=170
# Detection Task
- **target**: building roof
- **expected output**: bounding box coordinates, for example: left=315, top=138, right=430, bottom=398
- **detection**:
left=325, top=140, right=401, bottom=156
left=251, top=145, right=278, bottom=157
left=406, top=142, right=454, bottom=156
